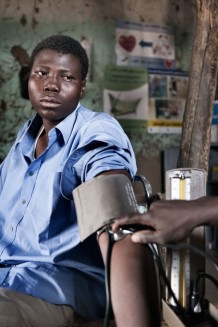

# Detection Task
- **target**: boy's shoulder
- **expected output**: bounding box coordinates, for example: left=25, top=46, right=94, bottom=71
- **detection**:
left=77, top=105, right=115, bottom=123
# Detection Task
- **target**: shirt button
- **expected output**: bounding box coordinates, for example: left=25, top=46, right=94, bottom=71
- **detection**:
left=29, top=171, right=34, bottom=176
left=22, top=199, right=26, bottom=204
left=9, top=226, right=14, bottom=232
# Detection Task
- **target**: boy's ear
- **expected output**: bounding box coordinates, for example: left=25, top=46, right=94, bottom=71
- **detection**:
left=80, top=80, right=86, bottom=98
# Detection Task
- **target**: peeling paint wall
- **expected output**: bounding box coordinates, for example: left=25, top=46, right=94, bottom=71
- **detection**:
left=0, top=0, right=194, bottom=192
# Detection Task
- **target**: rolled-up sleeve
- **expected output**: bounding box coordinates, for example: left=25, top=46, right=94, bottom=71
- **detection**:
left=61, top=116, right=137, bottom=199
left=76, top=117, right=137, bottom=181
left=80, top=144, right=136, bottom=181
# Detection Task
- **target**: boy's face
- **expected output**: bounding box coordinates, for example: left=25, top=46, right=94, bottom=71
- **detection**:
left=28, top=49, right=86, bottom=125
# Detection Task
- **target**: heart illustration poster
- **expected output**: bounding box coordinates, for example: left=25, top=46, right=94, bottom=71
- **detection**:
left=115, top=20, right=176, bottom=70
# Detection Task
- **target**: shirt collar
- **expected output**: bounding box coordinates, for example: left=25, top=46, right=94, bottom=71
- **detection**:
left=54, top=103, right=81, bottom=144
left=28, top=114, right=43, bottom=137
left=27, top=102, right=81, bottom=145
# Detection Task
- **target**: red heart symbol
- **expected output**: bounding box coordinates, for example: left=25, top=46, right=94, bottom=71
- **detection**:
left=119, top=35, right=136, bottom=52
left=165, top=60, right=174, bottom=68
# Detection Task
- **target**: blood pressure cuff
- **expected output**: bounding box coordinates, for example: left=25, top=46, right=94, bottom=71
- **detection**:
left=73, top=174, right=138, bottom=241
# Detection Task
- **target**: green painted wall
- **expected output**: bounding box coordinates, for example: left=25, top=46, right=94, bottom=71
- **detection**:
left=0, top=0, right=194, bottom=192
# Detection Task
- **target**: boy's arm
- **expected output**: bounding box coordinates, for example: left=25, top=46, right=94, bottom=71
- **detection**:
left=98, top=170, right=161, bottom=327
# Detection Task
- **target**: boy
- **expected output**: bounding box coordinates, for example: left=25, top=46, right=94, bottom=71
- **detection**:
left=0, top=35, right=160, bottom=326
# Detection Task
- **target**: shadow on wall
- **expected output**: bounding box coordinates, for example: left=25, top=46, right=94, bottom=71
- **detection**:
left=11, top=45, right=30, bottom=100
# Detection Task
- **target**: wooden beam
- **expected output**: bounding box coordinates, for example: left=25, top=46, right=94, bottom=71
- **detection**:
left=178, top=0, right=218, bottom=173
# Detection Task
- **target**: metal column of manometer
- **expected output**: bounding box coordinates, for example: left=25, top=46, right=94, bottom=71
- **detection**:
left=165, top=168, right=207, bottom=311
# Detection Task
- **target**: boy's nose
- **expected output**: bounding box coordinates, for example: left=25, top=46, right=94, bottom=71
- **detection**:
left=43, top=79, right=60, bottom=92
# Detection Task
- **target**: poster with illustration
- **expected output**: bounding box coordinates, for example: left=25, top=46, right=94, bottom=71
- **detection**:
left=211, top=101, right=218, bottom=143
left=115, top=20, right=176, bottom=70
left=147, top=70, right=189, bottom=133
left=103, top=65, right=148, bottom=120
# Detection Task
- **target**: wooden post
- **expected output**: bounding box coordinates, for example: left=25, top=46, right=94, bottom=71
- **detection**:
left=163, top=3, right=218, bottom=324
left=177, top=0, right=218, bottom=172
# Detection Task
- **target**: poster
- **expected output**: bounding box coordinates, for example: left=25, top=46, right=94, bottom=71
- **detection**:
left=147, top=69, right=188, bottom=133
left=103, top=65, right=148, bottom=120
left=81, top=36, right=92, bottom=81
left=211, top=101, right=218, bottom=143
left=115, top=20, right=176, bottom=70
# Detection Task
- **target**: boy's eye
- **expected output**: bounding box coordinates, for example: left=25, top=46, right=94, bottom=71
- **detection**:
left=34, top=70, right=47, bottom=77
left=63, top=75, right=74, bottom=81
left=37, top=71, right=47, bottom=76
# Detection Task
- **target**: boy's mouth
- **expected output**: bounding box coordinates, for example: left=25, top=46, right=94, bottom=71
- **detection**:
left=40, top=96, right=61, bottom=108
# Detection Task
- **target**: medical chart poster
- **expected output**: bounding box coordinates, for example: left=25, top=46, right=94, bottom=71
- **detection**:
left=147, top=70, right=189, bottom=133
left=148, top=71, right=188, bottom=119
left=103, top=65, right=149, bottom=120
left=212, top=101, right=218, bottom=125
left=211, top=101, right=218, bottom=143
left=115, top=20, right=176, bottom=70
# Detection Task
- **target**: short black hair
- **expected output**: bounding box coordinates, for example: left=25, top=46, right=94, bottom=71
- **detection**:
left=29, top=35, right=89, bottom=80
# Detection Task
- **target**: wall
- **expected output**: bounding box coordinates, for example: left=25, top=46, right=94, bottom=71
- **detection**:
left=0, top=0, right=194, bottom=193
